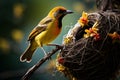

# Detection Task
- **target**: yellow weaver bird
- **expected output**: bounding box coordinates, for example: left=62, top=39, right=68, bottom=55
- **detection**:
left=20, top=6, right=73, bottom=63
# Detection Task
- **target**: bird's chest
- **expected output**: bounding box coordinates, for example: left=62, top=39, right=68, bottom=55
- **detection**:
left=44, top=20, right=61, bottom=40
left=35, top=20, right=61, bottom=45
left=48, top=20, right=61, bottom=36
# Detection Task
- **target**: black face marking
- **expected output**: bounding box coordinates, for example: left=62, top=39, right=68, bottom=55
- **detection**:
left=58, top=18, right=62, bottom=29
left=54, top=9, right=66, bottom=29
left=58, top=14, right=65, bottom=29
left=58, top=9, right=66, bottom=14
left=54, top=9, right=66, bottom=18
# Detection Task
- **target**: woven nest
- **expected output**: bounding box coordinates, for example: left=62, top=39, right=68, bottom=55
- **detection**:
left=57, top=11, right=120, bottom=80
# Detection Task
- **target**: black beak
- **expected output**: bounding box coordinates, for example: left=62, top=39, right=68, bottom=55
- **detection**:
left=65, top=10, right=73, bottom=14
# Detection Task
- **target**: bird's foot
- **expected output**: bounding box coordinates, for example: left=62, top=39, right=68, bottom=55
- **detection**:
left=47, top=44, right=63, bottom=49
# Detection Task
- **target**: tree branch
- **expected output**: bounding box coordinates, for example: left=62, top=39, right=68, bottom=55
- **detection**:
left=21, top=45, right=63, bottom=80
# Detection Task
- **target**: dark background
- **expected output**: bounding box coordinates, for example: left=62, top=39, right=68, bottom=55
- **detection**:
left=0, top=0, right=97, bottom=80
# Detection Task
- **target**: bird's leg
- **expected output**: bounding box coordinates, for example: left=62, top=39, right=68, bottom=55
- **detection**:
left=41, top=47, right=52, bottom=59
left=41, top=47, right=47, bottom=56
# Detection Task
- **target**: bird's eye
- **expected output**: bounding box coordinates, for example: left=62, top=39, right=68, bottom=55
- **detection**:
left=54, top=9, right=66, bottom=18
left=58, top=9, right=66, bottom=14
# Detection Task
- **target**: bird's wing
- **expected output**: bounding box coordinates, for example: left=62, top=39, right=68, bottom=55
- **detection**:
left=28, top=17, right=53, bottom=41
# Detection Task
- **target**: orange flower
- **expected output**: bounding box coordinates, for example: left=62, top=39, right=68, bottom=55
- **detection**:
left=84, top=27, right=99, bottom=37
left=84, top=21, right=100, bottom=41
left=78, top=11, right=89, bottom=27
left=108, top=32, right=120, bottom=40
left=93, top=33, right=100, bottom=41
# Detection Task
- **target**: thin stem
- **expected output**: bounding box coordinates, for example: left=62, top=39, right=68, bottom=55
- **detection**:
left=21, top=45, right=63, bottom=80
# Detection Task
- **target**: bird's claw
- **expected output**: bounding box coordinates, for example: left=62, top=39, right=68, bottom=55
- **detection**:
left=47, top=44, right=63, bottom=49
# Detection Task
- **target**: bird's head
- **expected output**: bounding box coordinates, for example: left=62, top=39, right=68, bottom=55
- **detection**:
left=48, top=6, right=73, bottom=19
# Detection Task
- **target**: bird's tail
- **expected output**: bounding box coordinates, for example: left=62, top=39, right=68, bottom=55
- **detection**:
left=20, top=44, right=36, bottom=63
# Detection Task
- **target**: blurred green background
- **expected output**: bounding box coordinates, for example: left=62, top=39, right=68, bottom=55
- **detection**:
left=0, top=0, right=96, bottom=80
